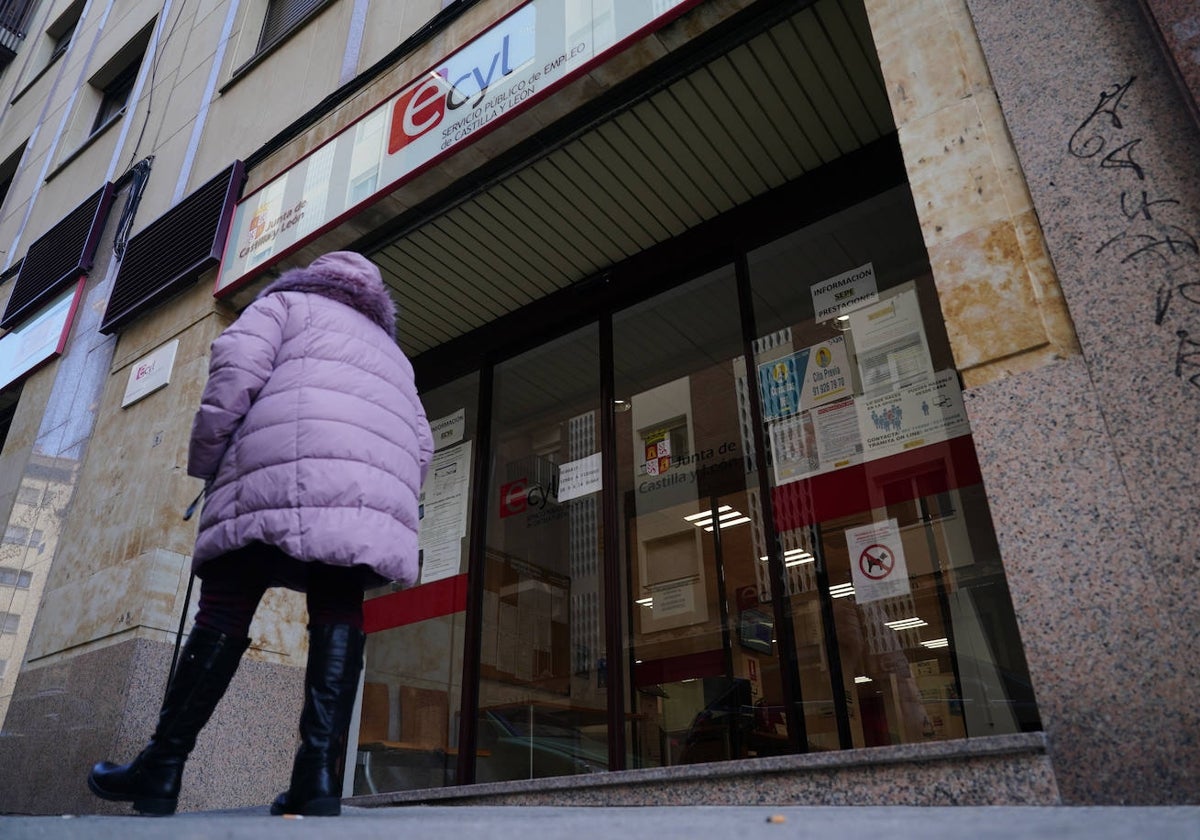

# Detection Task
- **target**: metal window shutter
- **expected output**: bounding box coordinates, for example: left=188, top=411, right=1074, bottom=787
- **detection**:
left=0, top=183, right=115, bottom=330
left=258, top=0, right=330, bottom=51
left=100, top=161, right=245, bottom=334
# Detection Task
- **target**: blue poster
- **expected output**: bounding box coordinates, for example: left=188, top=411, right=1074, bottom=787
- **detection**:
left=757, top=349, right=809, bottom=420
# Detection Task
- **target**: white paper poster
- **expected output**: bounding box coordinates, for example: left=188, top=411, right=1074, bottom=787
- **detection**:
left=419, top=440, right=472, bottom=549
left=429, top=408, right=466, bottom=449
left=650, top=578, right=696, bottom=619
left=770, top=411, right=819, bottom=484
left=846, top=518, right=911, bottom=604
left=557, top=452, right=602, bottom=502
left=813, top=397, right=864, bottom=469
left=770, top=396, right=863, bottom=486
left=856, top=369, right=971, bottom=459
left=811, top=262, right=879, bottom=322
left=420, top=540, right=462, bottom=585
left=848, top=286, right=934, bottom=395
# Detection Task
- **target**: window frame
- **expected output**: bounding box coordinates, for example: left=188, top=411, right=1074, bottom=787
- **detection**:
left=91, top=57, right=140, bottom=135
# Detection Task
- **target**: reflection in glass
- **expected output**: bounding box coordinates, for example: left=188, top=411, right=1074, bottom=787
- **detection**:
left=354, top=372, right=478, bottom=794
left=474, top=325, right=607, bottom=782
left=613, top=266, right=794, bottom=768
left=749, top=185, right=1040, bottom=747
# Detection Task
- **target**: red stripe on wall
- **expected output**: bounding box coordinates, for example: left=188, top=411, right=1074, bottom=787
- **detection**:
left=771, top=435, right=984, bottom=532
left=363, top=573, right=469, bottom=633
left=363, top=438, right=984, bottom=631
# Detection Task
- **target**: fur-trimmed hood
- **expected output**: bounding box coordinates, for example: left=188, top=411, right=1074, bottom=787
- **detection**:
left=259, top=251, right=396, bottom=335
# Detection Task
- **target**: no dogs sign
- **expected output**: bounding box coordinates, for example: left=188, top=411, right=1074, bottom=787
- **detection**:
left=846, top=519, right=910, bottom=604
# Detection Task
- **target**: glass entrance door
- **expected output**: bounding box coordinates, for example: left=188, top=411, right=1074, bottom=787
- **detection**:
left=473, top=324, right=608, bottom=781
left=612, top=266, right=793, bottom=768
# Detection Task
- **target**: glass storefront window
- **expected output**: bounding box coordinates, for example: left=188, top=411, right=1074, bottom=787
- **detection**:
left=363, top=184, right=1041, bottom=792
left=747, top=185, right=1040, bottom=748
left=613, top=266, right=793, bottom=767
left=354, top=372, right=479, bottom=794
left=474, top=325, right=608, bottom=781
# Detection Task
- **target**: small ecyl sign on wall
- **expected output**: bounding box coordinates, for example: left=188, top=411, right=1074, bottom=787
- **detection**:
left=122, top=339, right=178, bottom=408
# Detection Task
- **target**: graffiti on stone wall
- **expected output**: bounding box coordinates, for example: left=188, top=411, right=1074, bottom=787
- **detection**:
left=1068, top=75, right=1200, bottom=392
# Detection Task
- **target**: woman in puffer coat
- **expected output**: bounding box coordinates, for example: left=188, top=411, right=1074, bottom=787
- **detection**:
left=88, top=251, right=433, bottom=817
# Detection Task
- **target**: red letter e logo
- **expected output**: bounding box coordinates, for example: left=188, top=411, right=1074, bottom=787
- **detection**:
left=389, top=69, right=448, bottom=154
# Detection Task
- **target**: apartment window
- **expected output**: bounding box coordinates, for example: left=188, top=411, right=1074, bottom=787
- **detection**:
left=258, top=0, right=334, bottom=52
left=46, top=1, right=84, bottom=65
left=0, top=144, right=25, bottom=212
left=0, top=612, right=19, bottom=634
left=0, top=567, right=32, bottom=589
left=92, top=58, right=140, bottom=134
left=49, top=23, right=74, bottom=61
left=0, top=383, right=18, bottom=453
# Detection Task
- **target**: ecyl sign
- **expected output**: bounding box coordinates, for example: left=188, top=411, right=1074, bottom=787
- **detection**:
left=216, top=0, right=694, bottom=294
left=389, top=6, right=536, bottom=154
left=122, top=339, right=179, bottom=408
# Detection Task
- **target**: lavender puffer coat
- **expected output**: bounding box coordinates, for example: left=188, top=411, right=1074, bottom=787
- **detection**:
left=187, top=251, right=433, bottom=588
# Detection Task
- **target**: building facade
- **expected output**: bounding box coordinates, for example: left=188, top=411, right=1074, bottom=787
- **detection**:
left=0, top=0, right=1196, bottom=814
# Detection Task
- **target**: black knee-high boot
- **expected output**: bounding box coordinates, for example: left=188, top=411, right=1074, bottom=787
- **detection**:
left=88, top=627, right=250, bottom=815
left=271, top=624, right=365, bottom=817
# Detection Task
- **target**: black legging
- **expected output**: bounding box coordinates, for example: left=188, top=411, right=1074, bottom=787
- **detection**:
left=194, top=543, right=366, bottom=638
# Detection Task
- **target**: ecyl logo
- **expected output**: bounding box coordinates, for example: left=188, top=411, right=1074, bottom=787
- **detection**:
left=389, top=5, right=535, bottom=155
left=499, top=472, right=558, bottom=518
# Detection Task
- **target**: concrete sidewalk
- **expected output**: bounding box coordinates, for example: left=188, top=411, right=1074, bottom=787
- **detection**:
left=2, top=805, right=1198, bottom=840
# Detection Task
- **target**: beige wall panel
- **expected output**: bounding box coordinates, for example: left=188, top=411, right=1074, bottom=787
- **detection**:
left=92, top=5, right=157, bottom=61
left=27, top=547, right=194, bottom=659
left=171, top=0, right=229, bottom=82
left=121, top=128, right=195, bottom=239
left=900, top=93, right=1032, bottom=248
left=358, top=0, right=443, bottom=71
left=23, top=144, right=115, bottom=244
left=203, top=15, right=352, bottom=181
left=4, top=76, right=54, bottom=142
left=0, top=154, right=41, bottom=256
left=3, top=7, right=60, bottom=97
left=55, top=331, right=216, bottom=580
left=0, top=362, right=57, bottom=461
left=111, top=270, right=230, bottom=370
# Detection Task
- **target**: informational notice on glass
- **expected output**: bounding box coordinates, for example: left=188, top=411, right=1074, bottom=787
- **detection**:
left=810, top=262, right=879, bottom=323
left=855, top=369, right=971, bottom=460
left=770, top=411, right=818, bottom=483
left=813, top=397, right=864, bottom=469
left=420, top=541, right=461, bottom=585
left=846, top=518, right=911, bottom=605
left=418, top=440, right=472, bottom=583
left=758, top=335, right=852, bottom=420
left=557, top=452, right=602, bottom=502
left=648, top=578, right=695, bottom=619
left=770, top=396, right=865, bottom=485
left=848, top=285, right=934, bottom=396
left=429, top=408, right=465, bottom=450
